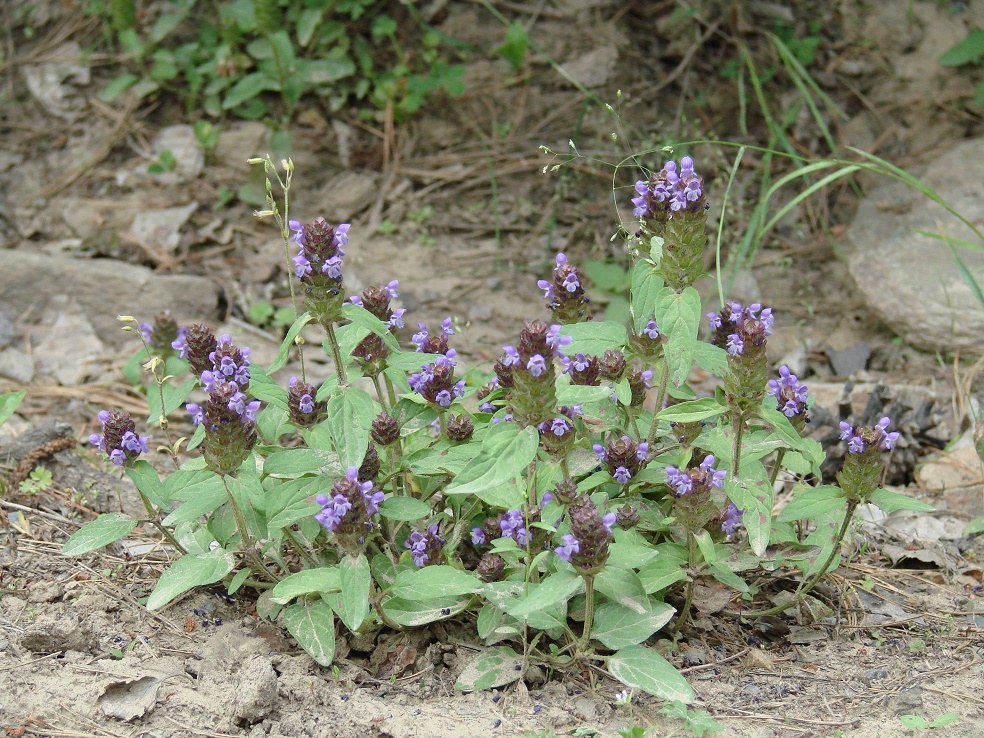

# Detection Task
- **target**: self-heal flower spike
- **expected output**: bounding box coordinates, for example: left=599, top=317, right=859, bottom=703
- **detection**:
left=289, top=217, right=350, bottom=325
left=633, top=157, right=709, bottom=291
left=502, top=320, right=567, bottom=428
left=561, top=496, right=614, bottom=573
left=175, top=322, right=218, bottom=378
left=142, top=311, right=183, bottom=357
left=668, top=454, right=729, bottom=533
left=596, top=435, right=649, bottom=485
left=837, top=417, right=899, bottom=503
left=709, top=301, right=774, bottom=411
left=766, top=365, right=810, bottom=428
left=198, top=381, right=259, bottom=476
left=89, top=410, right=149, bottom=467
left=287, top=377, right=324, bottom=427
left=404, top=523, right=445, bottom=567
left=541, top=253, right=589, bottom=324
left=408, top=349, right=465, bottom=409
left=315, top=466, right=384, bottom=554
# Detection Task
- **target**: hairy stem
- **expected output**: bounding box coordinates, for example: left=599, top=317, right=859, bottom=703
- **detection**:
left=579, top=575, right=596, bottom=651
left=647, top=355, right=670, bottom=446
left=323, top=321, right=348, bottom=387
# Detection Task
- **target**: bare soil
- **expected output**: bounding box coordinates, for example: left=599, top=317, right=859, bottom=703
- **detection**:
left=3, top=1, right=984, bottom=736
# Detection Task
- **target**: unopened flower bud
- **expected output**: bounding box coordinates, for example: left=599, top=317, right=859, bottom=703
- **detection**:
left=445, top=414, right=475, bottom=442
left=358, top=443, right=381, bottom=482
left=597, top=350, right=626, bottom=381
left=477, top=552, right=506, bottom=582
left=287, top=377, right=324, bottom=427
left=176, top=323, right=218, bottom=378
left=88, top=409, right=149, bottom=467
left=371, top=412, right=400, bottom=446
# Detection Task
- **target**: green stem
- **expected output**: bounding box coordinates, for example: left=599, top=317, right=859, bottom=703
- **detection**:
left=769, top=448, right=787, bottom=488
left=222, top=476, right=280, bottom=583
left=748, top=499, right=859, bottom=619
left=282, top=526, right=319, bottom=569
left=730, top=411, right=746, bottom=477
left=579, top=575, right=596, bottom=651
left=646, top=355, right=670, bottom=446
left=671, top=532, right=697, bottom=634
left=383, top=373, right=397, bottom=407
left=323, top=321, right=348, bottom=387
left=137, top=490, right=186, bottom=555
left=371, top=373, right=388, bottom=412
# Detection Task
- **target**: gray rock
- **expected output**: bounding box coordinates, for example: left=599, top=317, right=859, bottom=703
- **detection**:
left=126, top=202, right=198, bottom=255
left=19, top=604, right=98, bottom=653
left=33, top=306, right=104, bottom=385
left=215, top=122, right=269, bottom=171
left=0, top=250, right=223, bottom=348
left=846, top=138, right=984, bottom=352
left=153, top=125, right=204, bottom=180
left=0, top=347, right=34, bottom=383
left=232, top=656, right=279, bottom=722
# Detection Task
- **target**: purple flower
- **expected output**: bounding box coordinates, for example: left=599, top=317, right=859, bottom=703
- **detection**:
left=572, top=353, right=591, bottom=372
left=643, top=319, right=659, bottom=340
left=613, top=466, right=632, bottom=485
left=322, top=256, right=343, bottom=279
left=348, top=295, right=364, bottom=307
left=601, top=512, right=617, bottom=535
left=722, top=502, right=742, bottom=536
left=707, top=312, right=722, bottom=330
left=766, top=365, right=809, bottom=418
left=412, top=324, right=429, bottom=350
left=388, top=308, right=406, bottom=329
left=501, top=345, right=520, bottom=367
left=839, top=421, right=854, bottom=441
left=636, top=442, right=649, bottom=462
left=537, top=279, right=553, bottom=300
left=186, top=403, right=204, bottom=426
left=593, top=444, right=607, bottom=462
left=527, top=354, right=547, bottom=377
left=555, top=533, right=580, bottom=562
left=562, top=272, right=580, bottom=292
left=299, top=393, right=315, bottom=414
left=441, top=318, right=454, bottom=337
left=549, top=417, right=572, bottom=437
left=726, top=333, right=744, bottom=356
left=385, top=280, right=399, bottom=299
left=665, top=465, right=694, bottom=496
left=364, top=490, right=385, bottom=516
left=471, top=528, right=486, bottom=546
left=293, top=253, right=312, bottom=278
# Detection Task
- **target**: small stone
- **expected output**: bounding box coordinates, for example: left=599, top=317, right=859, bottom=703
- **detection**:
left=127, top=203, right=198, bottom=255
left=0, top=347, right=35, bottom=383
left=152, top=125, right=204, bottom=180
left=232, top=656, right=278, bottom=722
left=215, top=122, right=269, bottom=171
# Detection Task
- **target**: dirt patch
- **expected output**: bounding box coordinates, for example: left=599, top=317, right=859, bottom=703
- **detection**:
left=3, top=0, right=984, bottom=736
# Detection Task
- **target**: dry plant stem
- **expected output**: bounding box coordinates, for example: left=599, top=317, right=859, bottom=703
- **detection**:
left=671, top=532, right=697, bottom=634
left=647, top=355, right=671, bottom=446
left=579, top=574, right=596, bottom=651
left=323, top=321, right=348, bottom=387
left=371, top=594, right=405, bottom=631
left=222, top=475, right=280, bottom=583
left=751, top=499, right=859, bottom=619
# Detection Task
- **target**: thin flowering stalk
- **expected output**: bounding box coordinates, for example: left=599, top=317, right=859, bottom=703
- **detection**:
left=249, top=156, right=306, bottom=381
left=121, top=316, right=180, bottom=467
left=646, top=354, right=670, bottom=447
left=222, top=475, right=280, bottom=583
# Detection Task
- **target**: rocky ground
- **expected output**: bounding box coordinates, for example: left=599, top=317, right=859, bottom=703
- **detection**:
left=3, top=0, right=984, bottom=736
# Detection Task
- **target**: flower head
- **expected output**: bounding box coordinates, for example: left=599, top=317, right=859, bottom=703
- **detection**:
left=89, top=410, right=148, bottom=467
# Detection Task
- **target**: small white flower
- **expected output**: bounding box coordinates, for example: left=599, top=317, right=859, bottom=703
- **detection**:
left=615, top=689, right=631, bottom=706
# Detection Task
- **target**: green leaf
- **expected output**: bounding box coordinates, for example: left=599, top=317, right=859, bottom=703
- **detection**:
left=61, top=513, right=140, bottom=556
left=631, top=261, right=662, bottom=333
left=378, top=496, right=432, bottom=522
left=583, top=260, right=627, bottom=291
left=494, top=21, right=528, bottom=69
left=125, top=460, right=169, bottom=510
left=99, top=73, right=140, bottom=102
left=269, top=567, right=341, bottom=605
left=868, top=488, right=934, bottom=513
left=283, top=598, right=335, bottom=666
left=693, top=341, right=727, bottom=375
left=938, top=29, right=984, bottom=67
left=263, top=448, right=341, bottom=478
left=161, top=470, right=227, bottom=526
left=454, top=646, right=523, bottom=691
left=899, top=715, right=929, bottom=730
left=336, top=554, right=371, bottom=632
left=380, top=595, right=470, bottom=626
left=504, top=571, right=581, bottom=618
left=965, top=516, right=984, bottom=536
left=724, top=465, right=772, bottom=557
left=0, top=390, right=25, bottom=427
left=929, top=714, right=960, bottom=728
left=654, top=287, right=701, bottom=386
left=296, top=7, right=323, bottom=46
left=391, top=566, right=482, bottom=600
left=227, top=568, right=251, bottom=595
left=559, top=321, right=628, bottom=356
left=607, top=645, right=694, bottom=703
left=146, top=378, right=196, bottom=425
left=223, top=72, right=279, bottom=110
left=595, top=566, right=648, bottom=613
left=443, top=424, right=536, bottom=508
left=149, top=11, right=186, bottom=42
left=776, top=485, right=846, bottom=522
left=268, top=312, right=312, bottom=373
left=555, top=382, right=616, bottom=406
left=147, top=549, right=235, bottom=610
left=301, top=57, right=356, bottom=84
left=341, top=304, right=400, bottom=351
left=708, top=562, right=750, bottom=593
left=326, top=386, right=376, bottom=470
left=760, top=405, right=823, bottom=474
left=657, top=398, right=726, bottom=423
left=591, top=601, right=676, bottom=649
